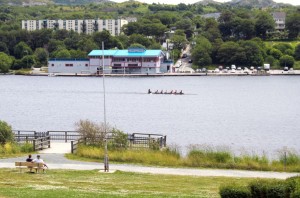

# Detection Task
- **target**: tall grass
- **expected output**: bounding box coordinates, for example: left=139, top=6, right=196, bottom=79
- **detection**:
left=0, top=142, right=34, bottom=156
left=73, top=144, right=300, bottom=172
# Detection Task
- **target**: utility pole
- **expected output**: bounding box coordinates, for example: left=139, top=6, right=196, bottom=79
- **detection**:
left=102, top=41, right=109, bottom=172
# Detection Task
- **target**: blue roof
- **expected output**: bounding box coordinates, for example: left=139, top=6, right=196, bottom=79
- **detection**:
left=88, top=49, right=162, bottom=57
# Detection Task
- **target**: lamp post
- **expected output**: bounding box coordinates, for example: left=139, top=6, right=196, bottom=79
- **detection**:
left=102, top=41, right=109, bottom=172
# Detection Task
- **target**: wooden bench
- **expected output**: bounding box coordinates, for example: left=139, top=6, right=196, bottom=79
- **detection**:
left=15, top=162, right=45, bottom=173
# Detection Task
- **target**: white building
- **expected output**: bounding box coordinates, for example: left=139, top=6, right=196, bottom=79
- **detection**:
left=272, top=12, right=286, bottom=31
left=22, top=18, right=136, bottom=36
left=48, top=48, right=173, bottom=74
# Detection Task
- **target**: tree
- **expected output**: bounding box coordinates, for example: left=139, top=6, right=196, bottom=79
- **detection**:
left=13, top=42, right=32, bottom=59
left=239, top=40, right=264, bottom=66
left=273, top=43, right=293, bottom=54
left=217, top=42, right=242, bottom=65
left=0, top=42, right=9, bottom=54
left=21, top=55, right=35, bottom=69
left=34, top=48, right=48, bottom=67
left=191, top=36, right=212, bottom=67
left=279, top=55, right=294, bottom=68
left=78, top=38, right=98, bottom=53
left=0, top=52, right=13, bottom=73
left=285, top=13, right=300, bottom=39
left=0, top=120, right=14, bottom=144
left=53, top=49, right=71, bottom=58
left=269, top=48, right=283, bottom=60
left=255, top=12, right=275, bottom=40
left=295, top=44, right=300, bottom=60
left=170, top=34, right=187, bottom=50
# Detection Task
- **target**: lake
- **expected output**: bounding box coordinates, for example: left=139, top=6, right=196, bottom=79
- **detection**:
left=1, top=75, right=299, bottom=157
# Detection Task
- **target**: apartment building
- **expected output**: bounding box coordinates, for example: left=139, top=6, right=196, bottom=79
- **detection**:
left=22, top=18, right=136, bottom=36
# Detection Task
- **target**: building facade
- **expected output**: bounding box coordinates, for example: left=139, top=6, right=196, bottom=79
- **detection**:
left=272, top=12, right=286, bottom=31
left=22, top=18, right=136, bottom=36
left=48, top=48, right=173, bottom=74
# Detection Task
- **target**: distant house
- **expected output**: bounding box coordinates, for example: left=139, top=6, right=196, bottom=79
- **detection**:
left=272, top=12, right=286, bottom=31
left=48, top=48, right=173, bottom=74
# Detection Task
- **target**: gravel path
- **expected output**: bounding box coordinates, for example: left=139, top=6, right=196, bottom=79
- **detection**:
left=0, top=153, right=299, bottom=179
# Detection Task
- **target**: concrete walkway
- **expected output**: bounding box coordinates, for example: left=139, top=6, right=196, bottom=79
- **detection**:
left=0, top=153, right=299, bottom=179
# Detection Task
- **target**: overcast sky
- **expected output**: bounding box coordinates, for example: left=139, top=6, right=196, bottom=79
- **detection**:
left=112, top=0, right=300, bottom=6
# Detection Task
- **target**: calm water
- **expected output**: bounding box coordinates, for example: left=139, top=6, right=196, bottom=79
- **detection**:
left=1, top=75, right=300, bottom=156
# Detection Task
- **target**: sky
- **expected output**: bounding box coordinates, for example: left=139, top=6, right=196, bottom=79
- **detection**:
left=112, top=0, right=300, bottom=6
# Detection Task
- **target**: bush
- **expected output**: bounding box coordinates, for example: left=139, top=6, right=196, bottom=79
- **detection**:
left=0, top=120, right=14, bottom=144
left=110, top=128, right=128, bottom=150
left=219, top=184, right=251, bottom=198
left=75, top=119, right=110, bottom=146
left=266, top=181, right=288, bottom=198
left=20, top=142, right=34, bottom=153
left=249, top=179, right=295, bottom=198
left=249, top=180, right=268, bottom=198
left=291, top=190, right=300, bottom=198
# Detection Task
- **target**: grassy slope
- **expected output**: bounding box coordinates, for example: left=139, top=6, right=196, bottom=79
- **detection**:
left=0, top=169, right=258, bottom=198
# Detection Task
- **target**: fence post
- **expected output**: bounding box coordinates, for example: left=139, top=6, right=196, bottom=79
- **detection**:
left=71, top=141, right=74, bottom=154
left=48, top=136, right=51, bottom=148
left=164, top=136, right=167, bottom=147
left=33, top=140, right=36, bottom=151
left=41, top=138, right=43, bottom=150
left=17, top=131, right=20, bottom=142
left=148, top=134, right=151, bottom=148
left=65, top=131, right=67, bottom=143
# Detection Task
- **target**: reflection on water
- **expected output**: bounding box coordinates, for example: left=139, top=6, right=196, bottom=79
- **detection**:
left=1, top=75, right=300, bottom=156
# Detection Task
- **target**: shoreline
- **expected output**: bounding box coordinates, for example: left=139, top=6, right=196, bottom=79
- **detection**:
left=20, top=70, right=300, bottom=77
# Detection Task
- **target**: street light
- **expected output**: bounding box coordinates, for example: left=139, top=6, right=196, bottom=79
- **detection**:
left=102, top=41, right=109, bottom=172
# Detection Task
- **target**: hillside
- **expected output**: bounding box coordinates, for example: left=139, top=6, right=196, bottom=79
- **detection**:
left=0, top=0, right=112, bottom=5
left=195, top=0, right=222, bottom=6
left=228, top=0, right=278, bottom=8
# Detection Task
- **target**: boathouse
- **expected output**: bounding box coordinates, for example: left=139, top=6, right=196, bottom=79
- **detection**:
left=48, top=48, right=173, bottom=74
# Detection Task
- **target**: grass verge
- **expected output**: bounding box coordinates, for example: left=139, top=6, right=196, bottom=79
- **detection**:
left=0, top=168, right=260, bottom=198
left=69, top=145, right=300, bottom=172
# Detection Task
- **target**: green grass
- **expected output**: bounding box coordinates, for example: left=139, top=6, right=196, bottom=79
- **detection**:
left=0, top=168, right=260, bottom=198
left=69, top=145, right=300, bottom=172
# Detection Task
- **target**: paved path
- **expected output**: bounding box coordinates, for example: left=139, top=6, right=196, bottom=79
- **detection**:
left=0, top=153, right=299, bottom=179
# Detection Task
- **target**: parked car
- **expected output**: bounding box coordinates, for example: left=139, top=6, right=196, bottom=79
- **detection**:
left=284, top=67, right=289, bottom=71
left=182, top=53, right=187, bottom=58
left=201, top=68, right=207, bottom=72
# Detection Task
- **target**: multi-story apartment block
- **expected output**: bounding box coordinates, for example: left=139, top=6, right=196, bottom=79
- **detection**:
left=272, top=12, right=286, bottom=31
left=22, top=18, right=136, bottom=36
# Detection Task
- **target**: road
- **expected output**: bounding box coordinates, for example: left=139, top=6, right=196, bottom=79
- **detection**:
left=175, top=45, right=195, bottom=73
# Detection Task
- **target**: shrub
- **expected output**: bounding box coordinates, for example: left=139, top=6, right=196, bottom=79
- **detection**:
left=20, top=142, right=34, bottom=153
left=75, top=119, right=110, bottom=146
left=250, top=179, right=294, bottom=198
left=219, top=184, right=251, bottom=198
left=110, top=128, right=128, bottom=150
left=0, top=120, right=14, bottom=144
left=291, top=190, right=300, bottom=198
left=266, top=181, right=288, bottom=198
left=249, top=180, right=268, bottom=198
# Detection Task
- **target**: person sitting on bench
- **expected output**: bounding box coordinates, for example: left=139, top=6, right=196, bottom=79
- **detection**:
left=32, top=155, right=48, bottom=172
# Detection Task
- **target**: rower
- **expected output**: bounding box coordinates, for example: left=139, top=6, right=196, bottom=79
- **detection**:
left=148, top=89, right=151, bottom=94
